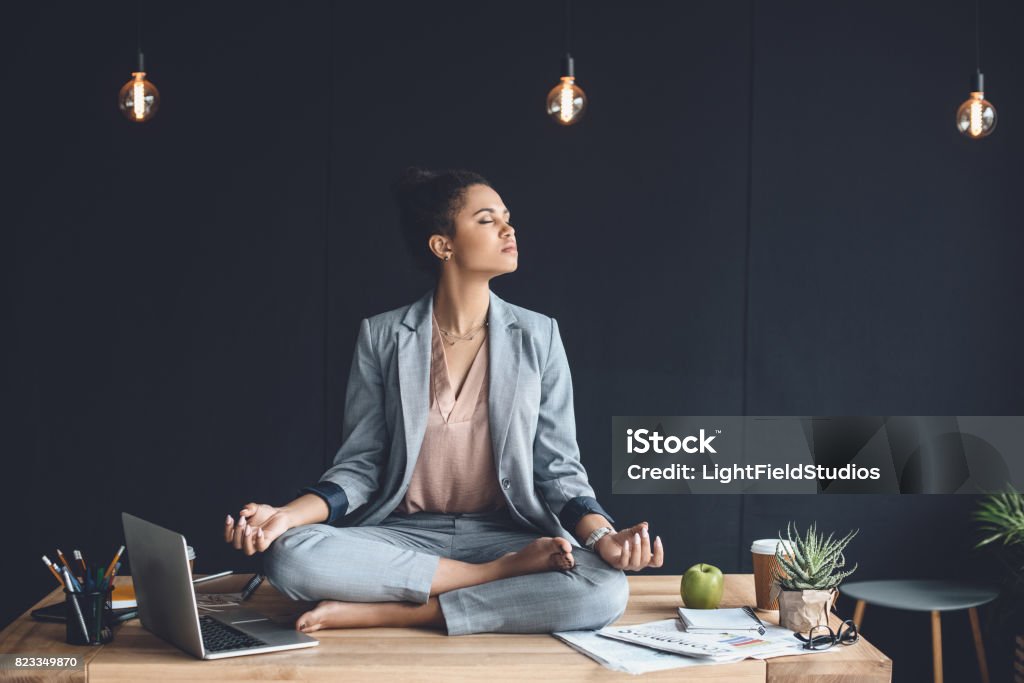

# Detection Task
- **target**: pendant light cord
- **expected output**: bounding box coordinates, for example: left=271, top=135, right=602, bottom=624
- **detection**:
left=975, top=0, right=981, bottom=72
left=564, top=0, right=572, bottom=56
left=136, top=0, right=143, bottom=69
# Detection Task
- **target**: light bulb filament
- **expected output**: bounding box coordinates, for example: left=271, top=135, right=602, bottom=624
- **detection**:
left=560, top=78, right=574, bottom=123
left=969, top=93, right=984, bottom=137
left=133, top=72, right=146, bottom=120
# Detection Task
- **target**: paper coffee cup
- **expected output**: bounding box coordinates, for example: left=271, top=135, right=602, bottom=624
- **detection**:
left=751, top=539, right=792, bottom=610
left=186, top=545, right=196, bottom=575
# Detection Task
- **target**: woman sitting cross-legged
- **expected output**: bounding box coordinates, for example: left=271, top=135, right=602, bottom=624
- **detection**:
left=221, top=167, right=664, bottom=635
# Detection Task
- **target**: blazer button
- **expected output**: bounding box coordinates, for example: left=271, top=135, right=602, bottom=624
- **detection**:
left=501, top=477, right=511, bottom=490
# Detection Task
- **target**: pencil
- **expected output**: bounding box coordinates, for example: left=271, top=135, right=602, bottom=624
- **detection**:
left=106, top=561, right=122, bottom=589
left=74, top=549, right=87, bottom=572
left=55, top=549, right=74, bottom=574
left=103, top=545, right=125, bottom=580
left=41, top=556, right=65, bottom=587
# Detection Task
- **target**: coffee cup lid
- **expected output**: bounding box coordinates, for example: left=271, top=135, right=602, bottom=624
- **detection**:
left=186, top=545, right=196, bottom=560
left=750, top=538, right=793, bottom=555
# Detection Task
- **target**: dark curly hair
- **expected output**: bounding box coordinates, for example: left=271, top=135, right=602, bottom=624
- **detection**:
left=392, top=166, right=492, bottom=272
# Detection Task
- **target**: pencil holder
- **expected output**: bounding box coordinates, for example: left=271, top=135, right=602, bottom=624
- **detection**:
left=64, top=587, right=115, bottom=645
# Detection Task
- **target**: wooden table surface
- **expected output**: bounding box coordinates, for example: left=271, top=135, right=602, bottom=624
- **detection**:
left=0, top=574, right=891, bottom=682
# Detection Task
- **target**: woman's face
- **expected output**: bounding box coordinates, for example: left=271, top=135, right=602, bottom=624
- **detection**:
left=433, top=183, right=517, bottom=275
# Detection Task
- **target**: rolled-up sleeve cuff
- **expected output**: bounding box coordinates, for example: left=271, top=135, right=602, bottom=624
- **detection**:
left=558, top=495, right=616, bottom=535
left=299, top=481, right=349, bottom=524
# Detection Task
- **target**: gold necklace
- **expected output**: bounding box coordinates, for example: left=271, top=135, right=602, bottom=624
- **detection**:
left=434, top=314, right=488, bottom=346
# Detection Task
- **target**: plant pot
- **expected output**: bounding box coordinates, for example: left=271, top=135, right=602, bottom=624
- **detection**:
left=776, top=587, right=838, bottom=633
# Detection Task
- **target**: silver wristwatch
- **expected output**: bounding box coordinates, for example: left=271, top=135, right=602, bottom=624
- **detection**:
left=584, top=526, right=615, bottom=550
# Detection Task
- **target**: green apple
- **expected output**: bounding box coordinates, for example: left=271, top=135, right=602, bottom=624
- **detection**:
left=681, top=563, right=724, bottom=609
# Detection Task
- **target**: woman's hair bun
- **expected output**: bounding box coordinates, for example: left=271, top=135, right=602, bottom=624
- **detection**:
left=390, top=166, right=492, bottom=272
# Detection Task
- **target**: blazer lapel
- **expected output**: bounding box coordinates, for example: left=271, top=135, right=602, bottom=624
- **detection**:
left=487, top=290, right=520, bottom=476
left=396, top=287, right=521, bottom=486
left=397, top=289, right=433, bottom=487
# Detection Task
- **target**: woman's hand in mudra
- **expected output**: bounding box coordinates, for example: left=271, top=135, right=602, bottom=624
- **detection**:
left=594, top=521, right=664, bottom=571
left=224, top=502, right=293, bottom=556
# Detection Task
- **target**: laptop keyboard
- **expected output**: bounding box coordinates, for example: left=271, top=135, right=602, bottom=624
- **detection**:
left=199, top=615, right=269, bottom=652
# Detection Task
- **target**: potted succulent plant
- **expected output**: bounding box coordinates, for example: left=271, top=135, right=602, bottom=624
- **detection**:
left=770, top=521, right=859, bottom=632
left=972, top=487, right=1024, bottom=679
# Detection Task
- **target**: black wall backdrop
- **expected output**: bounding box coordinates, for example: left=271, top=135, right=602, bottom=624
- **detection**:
left=3, top=2, right=1022, bottom=680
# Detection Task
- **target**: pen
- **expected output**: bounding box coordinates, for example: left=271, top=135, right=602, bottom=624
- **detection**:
left=240, top=573, right=265, bottom=601
left=103, top=545, right=125, bottom=581
left=192, top=570, right=234, bottom=585
left=74, top=549, right=87, bottom=572
left=111, top=609, right=138, bottom=624
left=64, top=568, right=83, bottom=592
left=742, top=605, right=767, bottom=635
left=41, top=556, right=66, bottom=588
left=60, top=566, right=91, bottom=643
left=94, top=571, right=104, bottom=638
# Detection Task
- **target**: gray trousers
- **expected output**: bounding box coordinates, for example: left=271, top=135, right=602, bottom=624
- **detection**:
left=263, top=506, right=630, bottom=636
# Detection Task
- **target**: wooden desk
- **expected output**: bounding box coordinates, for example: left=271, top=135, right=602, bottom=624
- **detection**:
left=0, top=574, right=891, bottom=682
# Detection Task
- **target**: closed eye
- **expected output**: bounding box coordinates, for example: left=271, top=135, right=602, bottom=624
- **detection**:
left=474, top=207, right=510, bottom=224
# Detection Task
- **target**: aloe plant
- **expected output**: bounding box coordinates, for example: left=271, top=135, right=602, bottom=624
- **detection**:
left=773, top=521, right=859, bottom=591
left=974, top=486, right=1024, bottom=550
left=973, top=486, right=1024, bottom=608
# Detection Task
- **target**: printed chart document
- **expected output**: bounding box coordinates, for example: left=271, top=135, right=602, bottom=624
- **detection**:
left=552, top=629, right=743, bottom=675
left=195, top=593, right=244, bottom=612
left=601, top=618, right=836, bottom=660
left=554, top=618, right=837, bottom=673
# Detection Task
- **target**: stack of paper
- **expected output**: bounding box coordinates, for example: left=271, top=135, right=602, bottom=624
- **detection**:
left=599, top=619, right=808, bottom=660
left=553, top=608, right=836, bottom=674
left=553, top=622, right=743, bottom=675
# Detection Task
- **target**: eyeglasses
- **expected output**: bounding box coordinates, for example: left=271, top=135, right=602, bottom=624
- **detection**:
left=794, top=618, right=860, bottom=651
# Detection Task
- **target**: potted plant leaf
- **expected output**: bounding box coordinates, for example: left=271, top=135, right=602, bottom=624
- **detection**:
left=769, top=521, right=859, bottom=632
left=972, top=486, right=1024, bottom=680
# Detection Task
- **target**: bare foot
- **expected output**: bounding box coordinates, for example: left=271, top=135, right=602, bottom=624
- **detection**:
left=299, top=602, right=385, bottom=634
left=497, top=537, right=575, bottom=576
left=296, top=597, right=445, bottom=633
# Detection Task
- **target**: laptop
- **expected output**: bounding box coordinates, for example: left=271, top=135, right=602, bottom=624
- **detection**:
left=121, top=512, right=319, bottom=659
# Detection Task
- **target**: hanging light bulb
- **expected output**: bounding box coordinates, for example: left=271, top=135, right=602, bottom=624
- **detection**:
left=956, top=71, right=996, bottom=139
left=546, top=54, right=587, bottom=125
left=546, top=0, right=586, bottom=126
left=956, top=0, right=996, bottom=139
left=119, top=52, right=160, bottom=122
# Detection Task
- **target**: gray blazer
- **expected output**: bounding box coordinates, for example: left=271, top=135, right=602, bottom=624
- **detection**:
left=301, top=287, right=615, bottom=547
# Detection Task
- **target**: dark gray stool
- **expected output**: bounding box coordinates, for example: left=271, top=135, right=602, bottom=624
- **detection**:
left=841, top=579, right=999, bottom=683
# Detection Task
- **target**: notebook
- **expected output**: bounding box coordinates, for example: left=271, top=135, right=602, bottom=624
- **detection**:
left=112, top=583, right=137, bottom=609
left=677, top=606, right=766, bottom=635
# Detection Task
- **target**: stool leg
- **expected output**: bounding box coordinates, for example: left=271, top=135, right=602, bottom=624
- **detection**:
left=853, top=599, right=866, bottom=630
left=968, top=607, right=990, bottom=683
left=931, top=610, right=943, bottom=683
